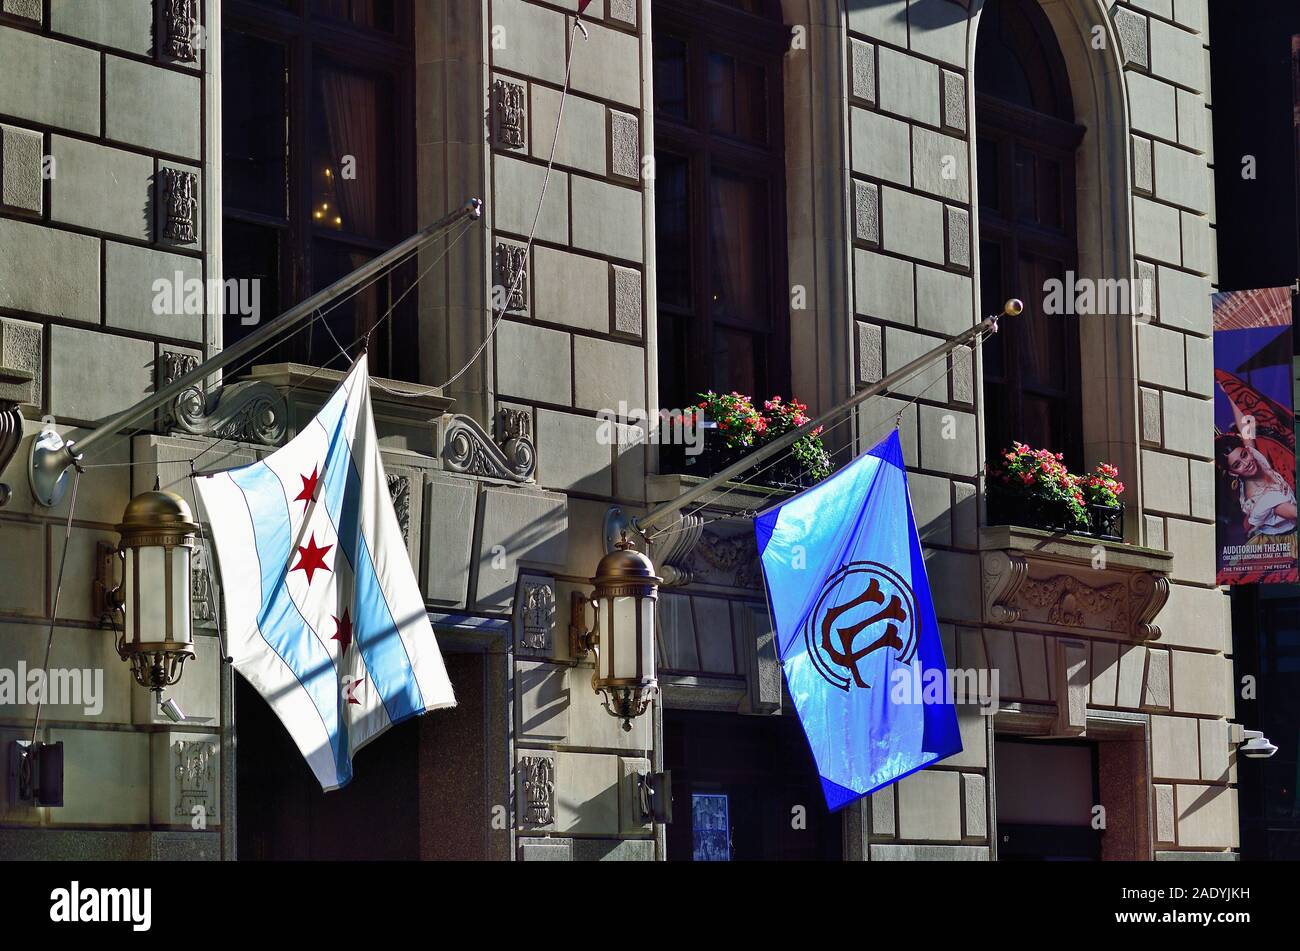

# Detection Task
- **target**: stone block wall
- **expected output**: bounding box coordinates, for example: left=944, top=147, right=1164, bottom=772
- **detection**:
left=419, top=0, right=658, bottom=859
left=843, top=0, right=1235, bottom=858
left=845, top=0, right=989, bottom=860
left=1118, top=0, right=1237, bottom=855
left=0, top=0, right=218, bottom=855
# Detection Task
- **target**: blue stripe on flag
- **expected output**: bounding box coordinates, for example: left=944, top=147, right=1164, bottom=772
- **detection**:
left=230, top=464, right=351, bottom=785
left=315, top=387, right=426, bottom=724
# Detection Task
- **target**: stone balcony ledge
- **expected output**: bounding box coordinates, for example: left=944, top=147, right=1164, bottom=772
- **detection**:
left=161, top=361, right=537, bottom=484
left=646, top=471, right=793, bottom=514
left=979, top=523, right=1174, bottom=642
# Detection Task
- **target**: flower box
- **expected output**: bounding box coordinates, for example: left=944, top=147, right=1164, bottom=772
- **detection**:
left=986, top=443, right=1127, bottom=541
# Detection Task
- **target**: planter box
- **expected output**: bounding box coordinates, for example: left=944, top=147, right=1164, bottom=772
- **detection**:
left=987, top=485, right=1124, bottom=541
left=679, top=426, right=813, bottom=490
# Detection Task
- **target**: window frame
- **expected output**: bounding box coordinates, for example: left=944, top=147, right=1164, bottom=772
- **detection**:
left=974, top=0, right=1087, bottom=468
left=652, top=0, right=791, bottom=408
left=222, top=0, right=416, bottom=377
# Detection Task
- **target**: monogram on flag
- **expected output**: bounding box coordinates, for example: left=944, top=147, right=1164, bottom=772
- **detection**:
left=755, top=430, right=961, bottom=810
left=194, top=358, right=455, bottom=790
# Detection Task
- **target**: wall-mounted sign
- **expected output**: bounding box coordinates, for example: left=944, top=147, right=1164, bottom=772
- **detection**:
left=1213, top=286, right=1298, bottom=585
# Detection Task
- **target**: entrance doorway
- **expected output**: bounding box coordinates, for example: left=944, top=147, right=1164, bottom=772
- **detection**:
left=994, top=737, right=1101, bottom=860
left=664, top=709, right=841, bottom=860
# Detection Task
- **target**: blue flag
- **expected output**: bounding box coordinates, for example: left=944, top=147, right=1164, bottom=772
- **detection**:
left=755, top=430, right=961, bottom=810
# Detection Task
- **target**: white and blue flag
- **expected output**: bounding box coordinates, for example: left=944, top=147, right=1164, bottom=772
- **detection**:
left=195, top=358, right=455, bottom=790
left=755, top=430, right=960, bottom=810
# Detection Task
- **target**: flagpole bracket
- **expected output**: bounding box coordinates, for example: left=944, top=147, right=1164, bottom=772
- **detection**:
left=604, top=506, right=638, bottom=554
left=29, top=428, right=81, bottom=508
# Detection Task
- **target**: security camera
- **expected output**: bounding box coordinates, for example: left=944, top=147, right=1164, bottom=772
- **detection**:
left=159, top=696, right=188, bottom=724
left=1239, top=730, right=1277, bottom=760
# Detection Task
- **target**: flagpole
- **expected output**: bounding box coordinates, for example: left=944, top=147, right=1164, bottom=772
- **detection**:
left=29, top=198, right=484, bottom=506
left=633, top=299, right=1023, bottom=537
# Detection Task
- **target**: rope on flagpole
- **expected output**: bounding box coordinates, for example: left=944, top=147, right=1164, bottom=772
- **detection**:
left=369, top=14, right=591, bottom=398
left=29, top=466, right=83, bottom=747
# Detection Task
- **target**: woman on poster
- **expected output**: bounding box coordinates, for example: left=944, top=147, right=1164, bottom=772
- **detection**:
left=1215, top=370, right=1297, bottom=542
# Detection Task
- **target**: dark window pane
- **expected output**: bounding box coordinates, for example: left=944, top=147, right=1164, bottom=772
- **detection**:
left=708, top=170, right=770, bottom=327
left=223, top=33, right=287, bottom=218
left=1019, top=255, right=1067, bottom=389
left=977, top=137, right=999, bottom=213
left=979, top=241, right=1005, bottom=380
left=310, top=60, right=398, bottom=240
left=658, top=312, right=684, bottom=410
left=1036, top=156, right=1062, bottom=231
left=1013, top=144, right=1035, bottom=223
left=222, top=219, right=282, bottom=363
left=707, top=52, right=767, bottom=144
left=984, top=381, right=1012, bottom=453
left=712, top=327, right=760, bottom=397
left=312, top=0, right=396, bottom=32
left=654, top=35, right=689, bottom=121
left=655, top=154, right=692, bottom=309
left=309, top=241, right=379, bottom=370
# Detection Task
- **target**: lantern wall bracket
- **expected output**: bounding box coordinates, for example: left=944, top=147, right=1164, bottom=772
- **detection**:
left=568, top=590, right=596, bottom=659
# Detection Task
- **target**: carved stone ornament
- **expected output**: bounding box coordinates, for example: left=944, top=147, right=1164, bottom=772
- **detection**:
left=160, top=167, right=198, bottom=242
left=492, top=78, right=527, bottom=149
left=980, top=527, right=1172, bottom=642
left=439, top=412, right=536, bottom=482
left=166, top=379, right=288, bottom=447
left=0, top=401, right=21, bottom=508
left=163, top=0, right=200, bottom=63
left=159, top=349, right=200, bottom=388
left=387, top=473, right=411, bottom=544
left=685, top=528, right=763, bottom=590
left=190, top=542, right=218, bottom=629
left=515, top=575, right=556, bottom=653
left=494, top=242, right=528, bottom=313
left=173, top=739, right=216, bottom=818
left=520, top=754, right=555, bottom=827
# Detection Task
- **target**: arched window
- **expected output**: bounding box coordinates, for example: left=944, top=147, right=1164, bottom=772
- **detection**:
left=652, top=0, right=789, bottom=410
left=975, top=0, right=1085, bottom=466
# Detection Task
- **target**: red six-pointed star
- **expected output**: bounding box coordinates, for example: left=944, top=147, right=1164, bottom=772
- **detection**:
left=290, top=533, right=333, bottom=585
left=295, top=465, right=322, bottom=511
left=331, top=608, right=353, bottom=654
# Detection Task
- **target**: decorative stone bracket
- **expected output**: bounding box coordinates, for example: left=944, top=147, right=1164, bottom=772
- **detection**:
left=980, top=525, right=1172, bottom=642
left=0, top=342, right=36, bottom=506
left=436, top=410, right=536, bottom=483
left=164, top=377, right=288, bottom=447
left=0, top=398, right=22, bottom=508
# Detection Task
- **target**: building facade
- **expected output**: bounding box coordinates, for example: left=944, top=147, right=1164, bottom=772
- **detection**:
left=0, top=0, right=1241, bottom=860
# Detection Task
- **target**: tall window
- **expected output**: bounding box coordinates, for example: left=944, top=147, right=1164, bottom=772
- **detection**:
left=222, top=0, right=417, bottom=380
left=975, top=0, right=1085, bottom=466
left=652, top=0, right=789, bottom=411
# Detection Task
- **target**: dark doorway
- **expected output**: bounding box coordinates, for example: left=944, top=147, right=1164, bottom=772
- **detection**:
left=664, top=709, right=841, bottom=860
left=234, top=674, right=420, bottom=860
left=995, top=736, right=1101, bottom=860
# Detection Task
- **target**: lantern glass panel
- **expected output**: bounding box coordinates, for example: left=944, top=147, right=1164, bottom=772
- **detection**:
left=596, top=597, right=613, bottom=681
left=133, top=547, right=169, bottom=644
left=640, top=597, right=656, bottom=680
left=611, top=595, right=639, bottom=680
left=170, top=547, right=193, bottom=645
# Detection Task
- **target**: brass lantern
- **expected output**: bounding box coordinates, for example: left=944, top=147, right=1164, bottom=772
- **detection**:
left=570, top=535, right=661, bottom=731
left=113, top=489, right=199, bottom=697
